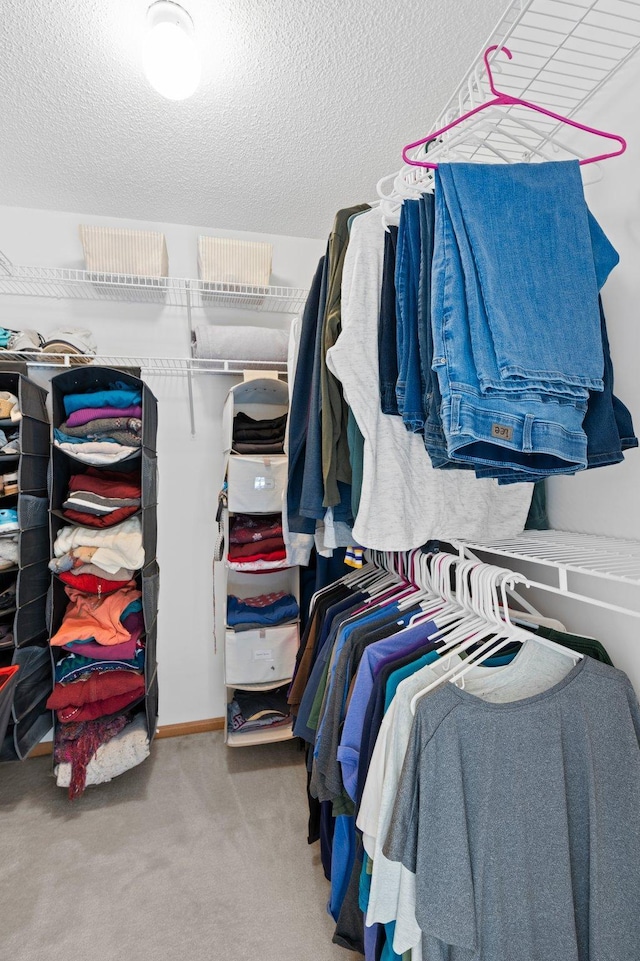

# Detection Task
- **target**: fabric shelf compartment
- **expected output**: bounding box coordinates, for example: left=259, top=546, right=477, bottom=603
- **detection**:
left=50, top=366, right=158, bottom=455
left=1, top=693, right=51, bottom=761
left=224, top=624, right=298, bottom=687
left=13, top=594, right=49, bottom=648
left=16, top=494, right=48, bottom=531
left=10, top=646, right=52, bottom=721
left=50, top=446, right=158, bottom=514
left=140, top=561, right=159, bottom=634
left=0, top=665, right=19, bottom=746
left=226, top=567, right=300, bottom=600
left=80, top=225, right=169, bottom=279
left=222, top=378, right=289, bottom=454
left=198, top=236, right=272, bottom=287
left=0, top=370, right=51, bottom=763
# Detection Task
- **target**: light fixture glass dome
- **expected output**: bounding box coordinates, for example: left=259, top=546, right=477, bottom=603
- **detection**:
left=143, top=1, right=201, bottom=101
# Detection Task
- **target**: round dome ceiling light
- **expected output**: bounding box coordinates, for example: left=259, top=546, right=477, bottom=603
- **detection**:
left=143, top=1, right=201, bottom=101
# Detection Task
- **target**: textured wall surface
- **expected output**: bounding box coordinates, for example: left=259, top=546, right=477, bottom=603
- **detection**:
left=0, top=0, right=507, bottom=238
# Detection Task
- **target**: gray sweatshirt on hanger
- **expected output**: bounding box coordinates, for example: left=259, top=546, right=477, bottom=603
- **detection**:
left=383, top=656, right=640, bottom=961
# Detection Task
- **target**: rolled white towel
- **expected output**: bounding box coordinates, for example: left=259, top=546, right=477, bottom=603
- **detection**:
left=194, top=324, right=289, bottom=362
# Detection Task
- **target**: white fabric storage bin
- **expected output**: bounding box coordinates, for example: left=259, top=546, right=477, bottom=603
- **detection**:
left=224, top=625, right=298, bottom=685
left=226, top=454, right=287, bottom=514
left=80, top=225, right=169, bottom=277
left=198, top=236, right=272, bottom=286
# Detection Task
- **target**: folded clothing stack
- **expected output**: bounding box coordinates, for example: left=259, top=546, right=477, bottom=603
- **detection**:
left=232, top=411, right=288, bottom=454
left=50, top=515, right=145, bottom=576
left=227, top=685, right=291, bottom=735
left=48, top=583, right=145, bottom=722
left=228, top=513, right=286, bottom=567
left=0, top=391, right=22, bottom=422
left=54, top=712, right=150, bottom=790
left=62, top=467, right=141, bottom=528
left=53, top=712, right=137, bottom=800
left=0, top=327, right=96, bottom=361
left=54, top=383, right=143, bottom=465
left=227, top=591, right=299, bottom=630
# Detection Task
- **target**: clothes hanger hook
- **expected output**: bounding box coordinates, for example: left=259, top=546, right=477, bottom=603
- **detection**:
left=483, top=44, right=513, bottom=97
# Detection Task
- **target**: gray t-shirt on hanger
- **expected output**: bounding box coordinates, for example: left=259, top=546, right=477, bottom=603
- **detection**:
left=384, top=656, right=640, bottom=961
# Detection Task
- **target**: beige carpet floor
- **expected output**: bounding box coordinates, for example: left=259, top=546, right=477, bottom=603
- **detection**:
left=0, top=732, right=354, bottom=961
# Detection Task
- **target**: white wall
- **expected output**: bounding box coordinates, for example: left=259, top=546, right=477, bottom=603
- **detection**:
left=0, top=205, right=324, bottom=727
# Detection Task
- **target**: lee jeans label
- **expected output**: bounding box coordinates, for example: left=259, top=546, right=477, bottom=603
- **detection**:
left=491, top=423, right=514, bottom=442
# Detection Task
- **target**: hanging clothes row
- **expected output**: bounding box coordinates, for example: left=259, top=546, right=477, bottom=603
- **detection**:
left=286, top=163, right=636, bottom=557
left=288, top=548, right=640, bottom=961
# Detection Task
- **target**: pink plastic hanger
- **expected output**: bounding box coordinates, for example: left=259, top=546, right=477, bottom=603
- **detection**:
left=402, top=45, right=627, bottom=169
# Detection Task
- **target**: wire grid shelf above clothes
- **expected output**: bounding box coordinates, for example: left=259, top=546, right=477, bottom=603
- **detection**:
left=400, top=0, right=640, bottom=183
left=456, top=530, right=640, bottom=620
left=7, top=353, right=288, bottom=376
left=460, top=529, right=640, bottom=584
left=0, top=251, right=309, bottom=314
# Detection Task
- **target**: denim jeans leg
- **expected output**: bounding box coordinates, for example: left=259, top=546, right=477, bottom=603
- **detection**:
left=584, top=297, right=638, bottom=468
left=377, top=226, right=400, bottom=415
left=397, top=199, right=426, bottom=433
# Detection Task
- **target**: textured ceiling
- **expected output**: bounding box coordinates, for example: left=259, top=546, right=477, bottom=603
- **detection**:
left=0, top=0, right=508, bottom=238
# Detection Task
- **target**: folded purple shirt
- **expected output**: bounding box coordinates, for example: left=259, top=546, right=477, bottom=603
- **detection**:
left=65, top=405, right=143, bottom=428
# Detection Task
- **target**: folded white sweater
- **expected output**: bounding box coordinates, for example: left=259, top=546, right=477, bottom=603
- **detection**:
left=55, top=714, right=150, bottom=788
left=53, top=516, right=145, bottom=574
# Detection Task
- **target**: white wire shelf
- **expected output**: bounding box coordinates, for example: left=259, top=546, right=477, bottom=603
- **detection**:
left=0, top=251, right=308, bottom=314
left=400, top=0, right=640, bottom=184
left=461, top=530, right=640, bottom=584
left=0, top=351, right=288, bottom=375
left=458, top=530, right=640, bottom=619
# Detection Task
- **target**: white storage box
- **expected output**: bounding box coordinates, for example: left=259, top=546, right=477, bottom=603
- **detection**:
left=198, top=236, right=272, bottom=286
left=224, top=625, right=298, bottom=685
left=226, top=453, right=287, bottom=514
left=80, top=225, right=169, bottom=277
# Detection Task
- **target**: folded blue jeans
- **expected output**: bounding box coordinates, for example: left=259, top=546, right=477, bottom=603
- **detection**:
left=431, top=163, right=619, bottom=476
left=435, top=161, right=609, bottom=397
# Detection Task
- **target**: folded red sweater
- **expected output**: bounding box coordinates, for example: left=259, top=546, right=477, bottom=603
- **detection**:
left=229, top=548, right=287, bottom=564
left=58, top=571, right=134, bottom=595
left=228, top=535, right=285, bottom=559
left=47, top=670, right=144, bottom=709
left=56, top=684, right=145, bottom=722
left=68, top=468, right=141, bottom=501
left=62, top=505, right=139, bottom=529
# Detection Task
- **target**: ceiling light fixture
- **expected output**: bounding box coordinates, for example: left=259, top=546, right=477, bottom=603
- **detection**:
left=143, top=1, right=201, bottom=101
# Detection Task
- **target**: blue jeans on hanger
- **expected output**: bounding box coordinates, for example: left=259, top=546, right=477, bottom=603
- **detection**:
left=435, top=161, right=607, bottom=396
left=472, top=296, right=638, bottom=480
left=394, top=200, right=425, bottom=432
left=378, top=226, right=399, bottom=416
left=430, top=163, right=619, bottom=476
